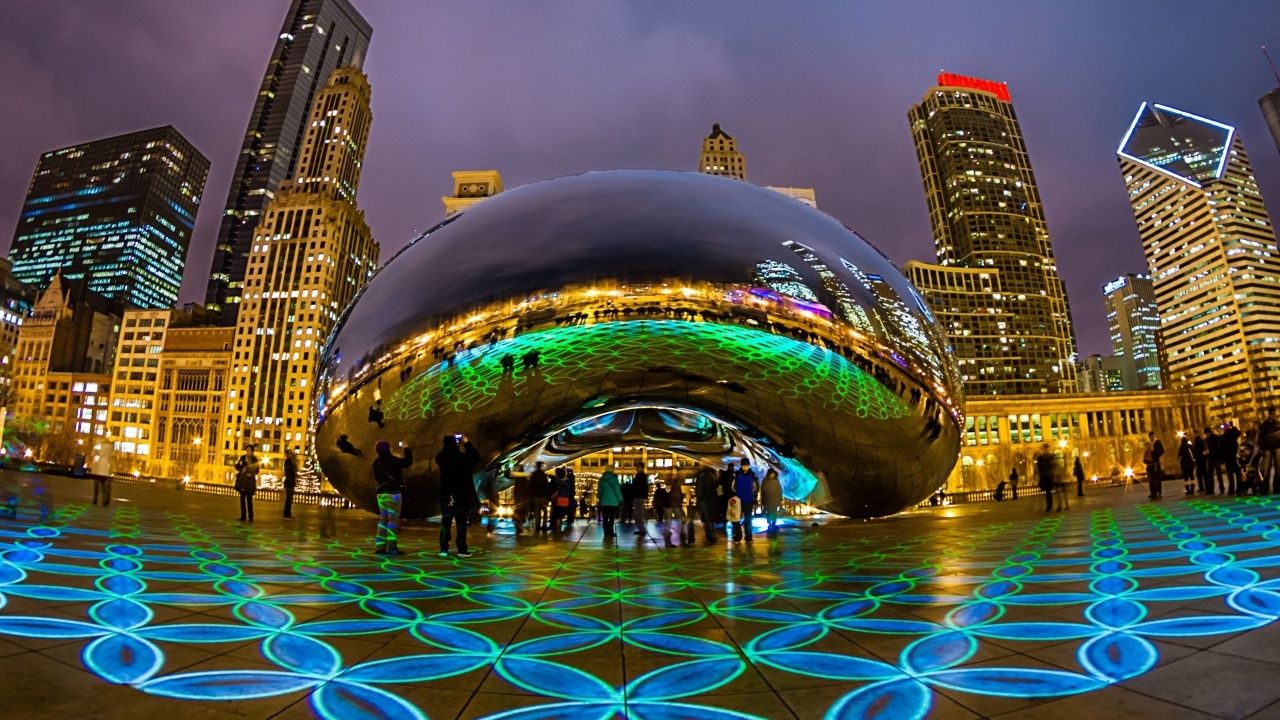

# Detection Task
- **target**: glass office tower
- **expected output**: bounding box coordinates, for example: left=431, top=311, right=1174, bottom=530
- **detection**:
left=9, top=126, right=209, bottom=309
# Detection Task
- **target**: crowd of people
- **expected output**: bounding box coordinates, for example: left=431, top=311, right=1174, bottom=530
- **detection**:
left=504, top=458, right=786, bottom=549
left=983, top=408, right=1280, bottom=512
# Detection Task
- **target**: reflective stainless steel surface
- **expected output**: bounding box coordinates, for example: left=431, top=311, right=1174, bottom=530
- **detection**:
left=314, top=170, right=962, bottom=518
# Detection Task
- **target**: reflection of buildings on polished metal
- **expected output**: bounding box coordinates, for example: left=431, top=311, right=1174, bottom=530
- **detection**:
left=907, top=72, right=1079, bottom=396
left=947, top=388, right=1209, bottom=492
left=315, top=170, right=962, bottom=518
left=443, top=170, right=504, bottom=217
left=1117, top=102, right=1280, bottom=419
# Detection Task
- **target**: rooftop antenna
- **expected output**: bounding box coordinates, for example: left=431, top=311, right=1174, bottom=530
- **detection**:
left=1264, top=46, right=1280, bottom=85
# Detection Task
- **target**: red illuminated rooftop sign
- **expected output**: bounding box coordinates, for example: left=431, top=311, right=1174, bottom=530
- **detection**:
left=936, top=72, right=1011, bottom=102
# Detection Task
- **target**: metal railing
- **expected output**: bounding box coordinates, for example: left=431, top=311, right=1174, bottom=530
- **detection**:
left=108, top=473, right=353, bottom=508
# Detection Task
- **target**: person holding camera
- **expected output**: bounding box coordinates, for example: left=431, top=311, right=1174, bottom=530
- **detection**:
left=373, top=441, right=413, bottom=555
left=234, top=445, right=260, bottom=522
left=438, top=434, right=480, bottom=557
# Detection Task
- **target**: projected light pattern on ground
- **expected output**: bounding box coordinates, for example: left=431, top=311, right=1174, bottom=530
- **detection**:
left=382, top=320, right=913, bottom=423
left=1, top=497, right=1279, bottom=719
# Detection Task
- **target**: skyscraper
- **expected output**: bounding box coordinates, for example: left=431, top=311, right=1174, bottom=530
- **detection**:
left=906, top=72, right=1078, bottom=395
left=205, top=0, right=372, bottom=325
left=224, top=67, right=379, bottom=479
left=698, top=123, right=746, bottom=180
left=8, top=126, right=210, bottom=309
left=1259, top=49, right=1280, bottom=156
left=1103, top=273, right=1162, bottom=390
left=1117, top=102, right=1280, bottom=417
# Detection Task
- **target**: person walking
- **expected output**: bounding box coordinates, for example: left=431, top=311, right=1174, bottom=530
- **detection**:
left=1072, top=457, right=1086, bottom=497
left=1259, top=408, right=1280, bottom=494
left=732, top=459, right=759, bottom=543
left=234, top=446, right=260, bottom=522
left=531, top=461, right=552, bottom=531
left=1008, top=468, right=1019, bottom=501
left=760, top=467, right=783, bottom=534
left=663, top=476, right=692, bottom=547
left=631, top=462, right=651, bottom=536
left=694, top=466, right=720, bottom=544
left=1035, top=445, right=1056, bottom=512
left=373, top=441, right=413, bottom=555
left=652, top=481, right=669, bottom=524
left=597, top=467, right=623, bottom=538
left=437, top=434, right=480, bottom=557
left=282, top=448, right=298, bottom=518
left=1221, top=423, right=1242, bottom=495
left=1193, top=429, right=1211, bottom=495
left=1178, top=434, right=1196, bottom=496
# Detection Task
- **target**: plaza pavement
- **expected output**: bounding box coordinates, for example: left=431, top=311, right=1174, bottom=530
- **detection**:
left=0, top=470, right=1278, bottom=719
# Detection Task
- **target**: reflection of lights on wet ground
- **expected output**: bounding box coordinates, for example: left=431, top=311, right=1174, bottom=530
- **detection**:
left=0, top=493, right=1278, bottom=718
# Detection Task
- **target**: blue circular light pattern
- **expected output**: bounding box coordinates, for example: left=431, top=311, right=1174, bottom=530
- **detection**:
left=0, top=496, right=1277, bottom=719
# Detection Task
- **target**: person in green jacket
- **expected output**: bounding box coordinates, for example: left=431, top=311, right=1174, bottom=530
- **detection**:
left=597, top=468, right=623, bottom=538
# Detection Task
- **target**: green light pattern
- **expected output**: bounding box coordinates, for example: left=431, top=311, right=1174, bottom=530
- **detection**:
left=382, top=320, right=911, bottom=422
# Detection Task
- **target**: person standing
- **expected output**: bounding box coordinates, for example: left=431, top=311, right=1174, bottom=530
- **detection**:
left=694, top=466, right=720, bottom=544
left=631, top=461, right=651, bottom=536
left=531, top=461, right=552, bottom=531
left=1035, top=445, right=1056, bottom=512
left=1193, top=429, right=1211, bottom=495
left=1205, top=425, right=1223, bottom=495
left=1221, top=423, right=1242, bottom=495
left=652, top=481, right=669, bottom=525
left=717, top=461, right=736, bottom=527
left=1178, top=434, right=1196, bottom=496
left=373, top=441, right=413, bottom=555
left=92, top=474, right=112, bottom=507
left=620, top=476, right=635, bottom=525
left=1259, top=408, right=1280, bottom=493
left=759, top=468, right=783, bottom=534
left=551, top=467, right=576, bottom=532
left=437, top=434, right=480, bottom=557
left=1144, top=432, right=1165, bottom=499
left=1008, top=468, right=1019, bottom=500
left=234, top=446, right=260, bottom=522
left=511, top=463, right=535, bottom=535
left=732, top=459, right=759, bottom=543
left=597, top=467, right=623, bottom=538
left=282, top=448, right=298, bottom=518
left=1072, top=457, right=1086, bottom=497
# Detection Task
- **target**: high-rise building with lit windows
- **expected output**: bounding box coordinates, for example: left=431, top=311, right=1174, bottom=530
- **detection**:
left=205, top=0, right=371, bottom=325
left=1116, top=102, right=1280, bottom=418
left=698, top=123, right=746, bottom=180
left=907, top=73, right=1078, bottom=396
left=8, top=126, right=209, bottom=309
left=224, top=66, right=379, bottom=482
left=1103, top=273, right=1163, bottom=390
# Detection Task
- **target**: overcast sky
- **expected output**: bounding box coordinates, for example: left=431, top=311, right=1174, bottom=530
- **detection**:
left=3, top=1, right=1280, bottom=355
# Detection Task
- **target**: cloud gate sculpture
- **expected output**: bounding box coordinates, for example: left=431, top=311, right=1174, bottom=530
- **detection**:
left=313, top=170, right=962, bottom=519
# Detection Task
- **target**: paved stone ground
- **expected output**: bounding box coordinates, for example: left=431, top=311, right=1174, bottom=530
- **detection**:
left=0, top=470, right=1279, bottom=720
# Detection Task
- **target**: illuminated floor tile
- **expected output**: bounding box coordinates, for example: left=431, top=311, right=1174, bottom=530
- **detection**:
left=0, top=472, right=1278, bottom=719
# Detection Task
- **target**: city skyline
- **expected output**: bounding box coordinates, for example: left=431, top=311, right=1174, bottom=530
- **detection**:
left=3, top=2, right=1280, bottom=355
